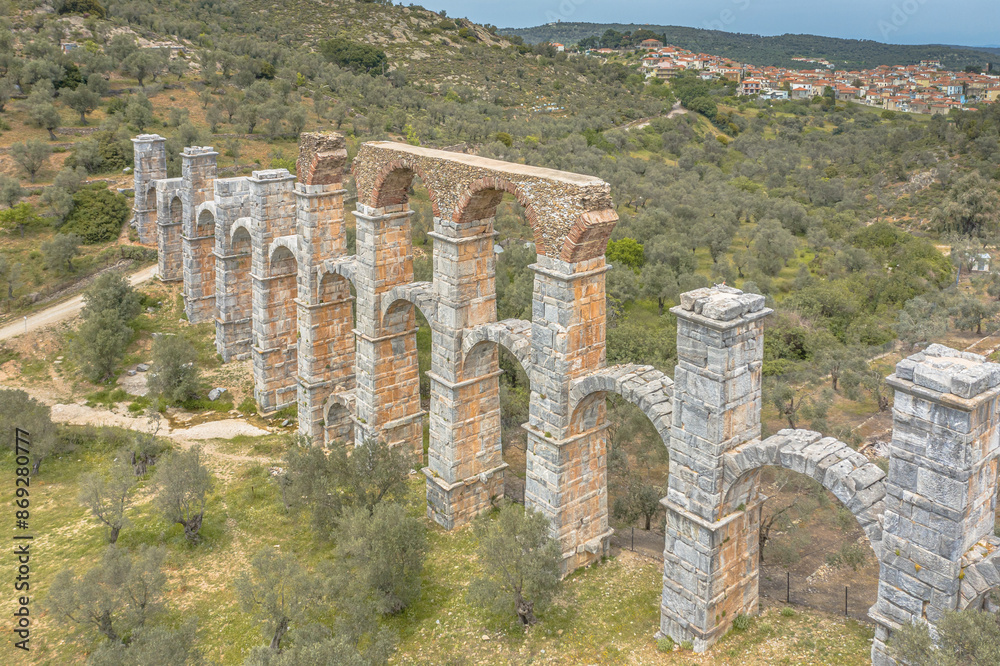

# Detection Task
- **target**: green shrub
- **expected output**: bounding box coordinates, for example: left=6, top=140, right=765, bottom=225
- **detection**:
left=781, top=607, right=796, bottom=617
left=60, top=184, right=130, bottom=244
left=238, top=397, right=258, bottom=414
left=656, top=637, right=675, bottom=653
left=680, top=640, right=693, bottom=651
left=732, top=613, right=752, bottom=631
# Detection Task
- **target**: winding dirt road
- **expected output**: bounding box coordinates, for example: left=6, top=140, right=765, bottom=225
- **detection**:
left=0, top=264, right=160, bottom=342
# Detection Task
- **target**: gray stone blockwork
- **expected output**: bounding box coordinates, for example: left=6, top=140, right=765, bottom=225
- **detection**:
left=131, top=134, right=166, bottom=245
left=138, top=133, right=1000, bottom=662
left=181, top=147, right=218, bottom=324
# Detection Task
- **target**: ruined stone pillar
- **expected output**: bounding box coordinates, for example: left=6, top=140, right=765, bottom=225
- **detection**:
left=352, top=203, right=423, bottom=453
left=424, top=216, right=505, bottom=529
left=871, top=345, right=1000, bottom=665
left=293, top=134, right=353, bottom=443
left=131, top=134, right=166, bottom=245
left=213, top=177, right=252, bottom=361
left=181, top=146, right=218, bottom=324
left=660, top=286, right=770, bottom=652
left=249, top=169, right=298, bottom=414
left=523, top=254, right=612, bottom=573
left=155, top=178, right=184, bottom=282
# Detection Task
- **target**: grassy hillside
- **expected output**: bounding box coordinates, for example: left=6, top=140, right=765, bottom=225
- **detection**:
left=502, top=22, right=1000, bottom=70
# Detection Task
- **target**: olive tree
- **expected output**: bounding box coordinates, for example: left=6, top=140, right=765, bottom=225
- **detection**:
left=467, top=502, right=562, bottom=626
left=147, top=334, right=201, bottom=404
left=154, top=446, right=213, bottom=543
left=78, top=456, right=136, bottom=543
left=46, top=545, right=167, bottom=644
left=8, top=139, right=52, bottom=182
left=0, top=388, right=59, bottom=474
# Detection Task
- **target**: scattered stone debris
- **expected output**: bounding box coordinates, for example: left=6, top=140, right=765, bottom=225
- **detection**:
left=208, top=387, right=227, bottom=401
left=136, top=363, right=150, bottom=372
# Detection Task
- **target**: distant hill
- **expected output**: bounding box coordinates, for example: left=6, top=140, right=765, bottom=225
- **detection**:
left=502, top=22, right=999, bottom=71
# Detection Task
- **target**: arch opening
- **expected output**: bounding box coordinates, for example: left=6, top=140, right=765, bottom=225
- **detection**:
left=170, top=195, right=183, bottom=224
left=723, top=463, right=881, bottom=620
left=146, top=184, right=158, bottom=225
left=196, top=207, right=215, bottom=238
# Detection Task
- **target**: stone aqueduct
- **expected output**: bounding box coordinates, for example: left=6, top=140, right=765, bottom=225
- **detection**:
left=133, top=133, right=999, bottom=663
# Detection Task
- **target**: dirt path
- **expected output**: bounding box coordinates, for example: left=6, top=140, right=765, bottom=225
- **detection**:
left=0, top=264, right=160, bottom=342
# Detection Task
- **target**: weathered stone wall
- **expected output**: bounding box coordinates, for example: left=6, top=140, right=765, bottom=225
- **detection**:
left=871, top=345, right=1000, bottom=664
left=294, top=133, right=354, bottom=443
left=213, top=177, right=252, bottom=361
left=249, top=169, right=297, bottom=414
left=132, top=134, right=166, bottom=245
left=181, top=146, right=218, bottom=324
left=155, top=179, right=184, bottom=282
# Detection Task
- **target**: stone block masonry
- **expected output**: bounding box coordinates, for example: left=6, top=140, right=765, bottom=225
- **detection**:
left=181, top=146, right=218, bottom=324
left=137, top=132, right=1000, bottom=662
left=131, top=134, right=166, bottom=245
left=155, top=178, right=184, bottom=282
left=213, top=176, right=252, bottom=361
left=871, top=344, right=1000, bottom=664
left=660, top=286, right=770, bottom=652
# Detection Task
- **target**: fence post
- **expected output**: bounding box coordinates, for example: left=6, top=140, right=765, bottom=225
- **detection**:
left=786, top=571, right=789, bottom=604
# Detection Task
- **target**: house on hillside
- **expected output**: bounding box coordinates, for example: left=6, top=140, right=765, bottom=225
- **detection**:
left=550, top=43, right=565, bottom=52
left=639, top=38, right=664, bottom=50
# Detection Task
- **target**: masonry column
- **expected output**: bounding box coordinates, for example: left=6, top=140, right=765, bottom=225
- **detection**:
left=181, top=146, right=218, bottom=324
left=522, top=254, right=612, bottom=573
left=249, top=169, right=297, bottom=414
left=352, top=202, right=423, bottom=452
left=293, top=133, right=353, bottom=443
left=156, top=179, right=184, bottom=282
left=131, top=134, right=166, bottom=245
left=424, top=216, right=505, bottom=529
left=871, top=345, right=1000, bottom=665
left=659, top=286, right=770, bottom=652
left=213, top=177, right=252, bottom=361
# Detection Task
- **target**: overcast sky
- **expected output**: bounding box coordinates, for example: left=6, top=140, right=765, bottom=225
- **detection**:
left=420, top=1, right=999, bottom=47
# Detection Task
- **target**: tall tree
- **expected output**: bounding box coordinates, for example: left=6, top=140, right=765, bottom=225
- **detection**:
left=236, top=549, right=318, bottom=652
left=0, top=388, right=59, bottom=474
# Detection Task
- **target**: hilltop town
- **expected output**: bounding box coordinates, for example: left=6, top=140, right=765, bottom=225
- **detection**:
left=593, top=41, right=1000, bottom=112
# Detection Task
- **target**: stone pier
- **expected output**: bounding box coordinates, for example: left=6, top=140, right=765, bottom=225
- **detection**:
left=524, top=254, right=614, bottom=573
left=181, top=146, right=218, bottom=324
left=155, top=178, right=184, bottom=282
left=293, top=134, right=354, bottom=443
left=249, top=169, right=298, bottom=414
left=213, top=177, right=252, bottom=361
left=352, top=203, right=424, bottom=453
left=424, top=213, right=505, bottom=530
left=660, top=287, right=770, bottom=652
left=871, top=345, right=1000, bottom=664
left=131, top=134, right=166, bottom=245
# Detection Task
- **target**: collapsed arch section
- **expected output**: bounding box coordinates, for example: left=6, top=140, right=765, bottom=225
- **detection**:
left=959, top=538, right=1000, bottom=612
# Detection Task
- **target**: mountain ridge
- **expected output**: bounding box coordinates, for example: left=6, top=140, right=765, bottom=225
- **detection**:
left=501, top=22, right=1000, bottom=70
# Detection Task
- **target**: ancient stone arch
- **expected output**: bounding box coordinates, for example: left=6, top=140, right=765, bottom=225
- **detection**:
left=568, top=364, right=674, bottom=439
left=721, top=430, right=886, bottom=556
left=461, top=319, right=533, bottom=376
